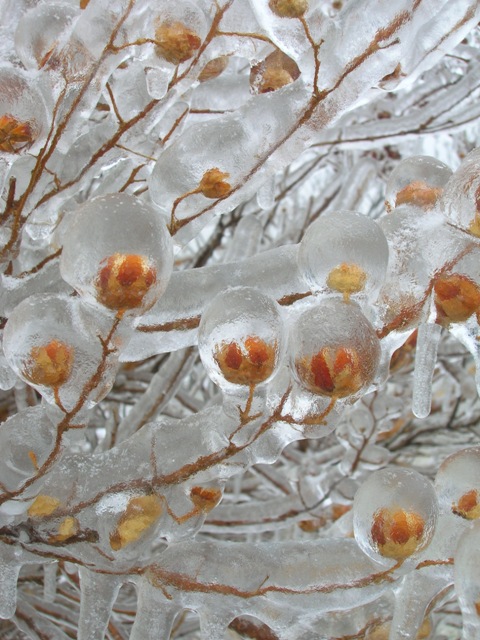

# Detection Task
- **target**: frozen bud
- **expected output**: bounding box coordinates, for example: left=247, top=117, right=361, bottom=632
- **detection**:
left=60, top=194, right=173, bottom=317
left=198, top=56, right=229, bottom=82
left=110, top=495, right=162, bottom=551
left=433, top=273, right=480, bottom=326
left=269, top=0, right=308, bottom=18
left=198, top=168, right=231, bottom=199
left=190, top=486, right=222, bottom=513
left=154, top=21, right=201, bottom=65
left=23, top=339, right=74, bottom=388
left=370, top=507, right=425, bottom=559
left=435, top=447, right=480, bottom=519
left=95, top=253, right=157, bottom=312
left=50, top=517, right=79, bottom=543
left=385, top=156, right=451, bottom=213
left=291, top=299, right=380, bottom=399
left=250, top=50, right=299, bottom=94
left=0, top=114, right=34, bottom=154
left=214, top=336, right=277, bottom=386
left=199, top=287, right=285, bottom=391
left=299, top=211, right=388, bottom=302
left=28, top=495, right=61, bottom=518
left=354, top=468, right=438, bottom=565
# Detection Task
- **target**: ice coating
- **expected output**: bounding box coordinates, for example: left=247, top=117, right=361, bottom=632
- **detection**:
left=455, top=523, right=480, bottom=640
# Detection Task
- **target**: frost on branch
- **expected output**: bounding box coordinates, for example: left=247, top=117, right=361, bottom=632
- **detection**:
left=2, top=0, right=480, bottom=638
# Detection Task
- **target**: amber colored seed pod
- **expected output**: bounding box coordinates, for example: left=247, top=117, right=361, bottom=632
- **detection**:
left=154, top=21, right=201, bottom=65
left=198, top=56, right=229, bottom=82
left=269, top=0, right=308, bottom=18
left=326, top=262, right=367, bottom=301
left=28, top=495, right=61, bottom=518
left=199, top=168, right=231, bottom=199
left=190, top=486, right=222, bottom=513
left=0, top=114, right=34, bottom=154
left=296, top=346, right=364, bottom=398
left=259, top=68, right=294, bottom=93
left=394, top=180, right=443, bottom=210
left=110, top=495, right=163, bottom=551
left=214, top=336, right=276, bottom=385
left=95, top=253, right=157, bottom=311
left=371, top=507, right=425, bottom=559
left=452, top=489, right=480, bottom=520
left=23, top=339, right=75, bottom=388
left=433, top=273, right=480, bottom=326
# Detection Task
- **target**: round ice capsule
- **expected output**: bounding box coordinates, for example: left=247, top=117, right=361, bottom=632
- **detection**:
left=15, top=4, right=80, bottom=70
left=385, top=155, right=452, bottom=213
left=441, top=148, right=480, bottom=237
left=3, top=294, right=118, bottom=411
left=151, top=1, right=207, bottom=67
left=0, top=66, right=47, bottom=157
left=290, top=299, right=380, bottom=399
left=60, top=194, right=173, bottom=316
left=298, top=211, right=389, bottom=303
left=455, top=522, right=480, bottom=640
left=353, top=468, right=438, bottom=564
left=435, top=447, right=480, bottom=520
left=198, top=287, right=285, bottom=390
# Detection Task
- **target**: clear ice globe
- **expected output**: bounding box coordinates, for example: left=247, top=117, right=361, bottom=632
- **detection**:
left=289, top=298, right=380, bottom=399
left=298, top=211, right=389, bottom=303
left=198, top=286, right=285, bottom=390
left=441, top=148, right=480, bottom=237
left=435, top=447, right=480, bottom=520
left=60, top=194, right=173, bottom=316
left=385, top=155, right=452, bottom=212
left=353, top=468, right=438, bottom=565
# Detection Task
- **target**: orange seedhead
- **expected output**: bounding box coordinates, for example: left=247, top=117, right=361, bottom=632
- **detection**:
left=434, top=273, right=480, bottom=326
left=199, top=168, right=231, bottom=199
left=394, top=180, right=442, bottom=210
left=0, top=114, right=34, bottom=154
left=371, top=507, right=425, bottom=559
left=95, top=253, right=157, bottom=311
left=24, top=339, right=74, bottom=388
left=452, top=489, right=480, bottom=520
left=269, top=0, right=308, bottom=18
left=190, top=486, right=222, bottom=513
left=297, top=346, right=363, bottom=397
left=154, top=21, right=201, bottom=65
left=214, top=336, right=276, bottom=385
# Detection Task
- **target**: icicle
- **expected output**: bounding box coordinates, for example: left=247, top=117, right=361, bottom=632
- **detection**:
left=78, top=569, right=122, bottom=640
left=256, top=175, right=276, bottom=210
left=412, top=323, right=442, bottom=419
left=0, top=544, right=21, bottom=619
left=44, top=562, right=58, bottom=603
left=129, top=577, right=180, bottom=640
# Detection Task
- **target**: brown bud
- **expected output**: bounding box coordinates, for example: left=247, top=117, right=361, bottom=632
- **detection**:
left=190, top=486, right=222, bottom=513
left=434, top=273, right=480, bottom=326
left=24, top=339, right=74, bottom=388
left=452, top=489, right=480, bottom=520
left=0, top=114, right=34, bottom=154
left=198, top=168, right=231, bottom=199
left=154, top=21, right=201, bottom=65
left=198, top=56, right=229, bottom=82
left=269, top=0, right=308, bottom=18
left=110, top=495, right=162, bottom=551
left=371, top=507, right=425, bottom=559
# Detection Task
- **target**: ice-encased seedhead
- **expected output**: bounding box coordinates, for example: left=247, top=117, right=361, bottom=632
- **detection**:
left=60, top=194, right=173, bottom=316
left=435, top=447, right=480, bottom=520
left=198, top=287, right=285, bottom=390
left=290, top=299, right=380, bottom=399
left=455, top=522, right=480, bottom=640
left=441, top=148, right=480, bottom=237
left=3, top=294, right=119, bottom=411
left=0, top=66, right=47, bottom=156
left=14, top=3, right=80, bottom=70
left=152, top=0, right=207, bottom=66
left=353, top=468, right=438, bottom=565
left=298, top=211, right=389, bottom=303
left=385, top=155, right=452, bottom=213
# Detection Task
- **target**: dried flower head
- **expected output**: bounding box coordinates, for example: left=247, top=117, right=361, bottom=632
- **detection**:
left=296, top=346, right=364, bottom=397
left=0, top=114, right=34, bottom=154
left=198, top=56, right=229, bottom=82
left=154, top=21, right=201, bottom=65
left=452, top=489, right=480, bottom=520
left=269, top=0, right=308, bottom=18
left=95, top=253, right=157, bottom=311
left=394, top=180, right=443, bottom=209
left=214, top=336, right=277, bottom=385
left=190, top=486, right=222, bottom=513
left=110, top=494, right=162, bottom=551
left=371, top=507, right=425, bottom=559
left=199, top=168, right=231, bottom=199
left=434, top=273, right=480, bottom=326
left=326, top=262, right=367, bottom=301
left=23, top=339, right=74, bottom=388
